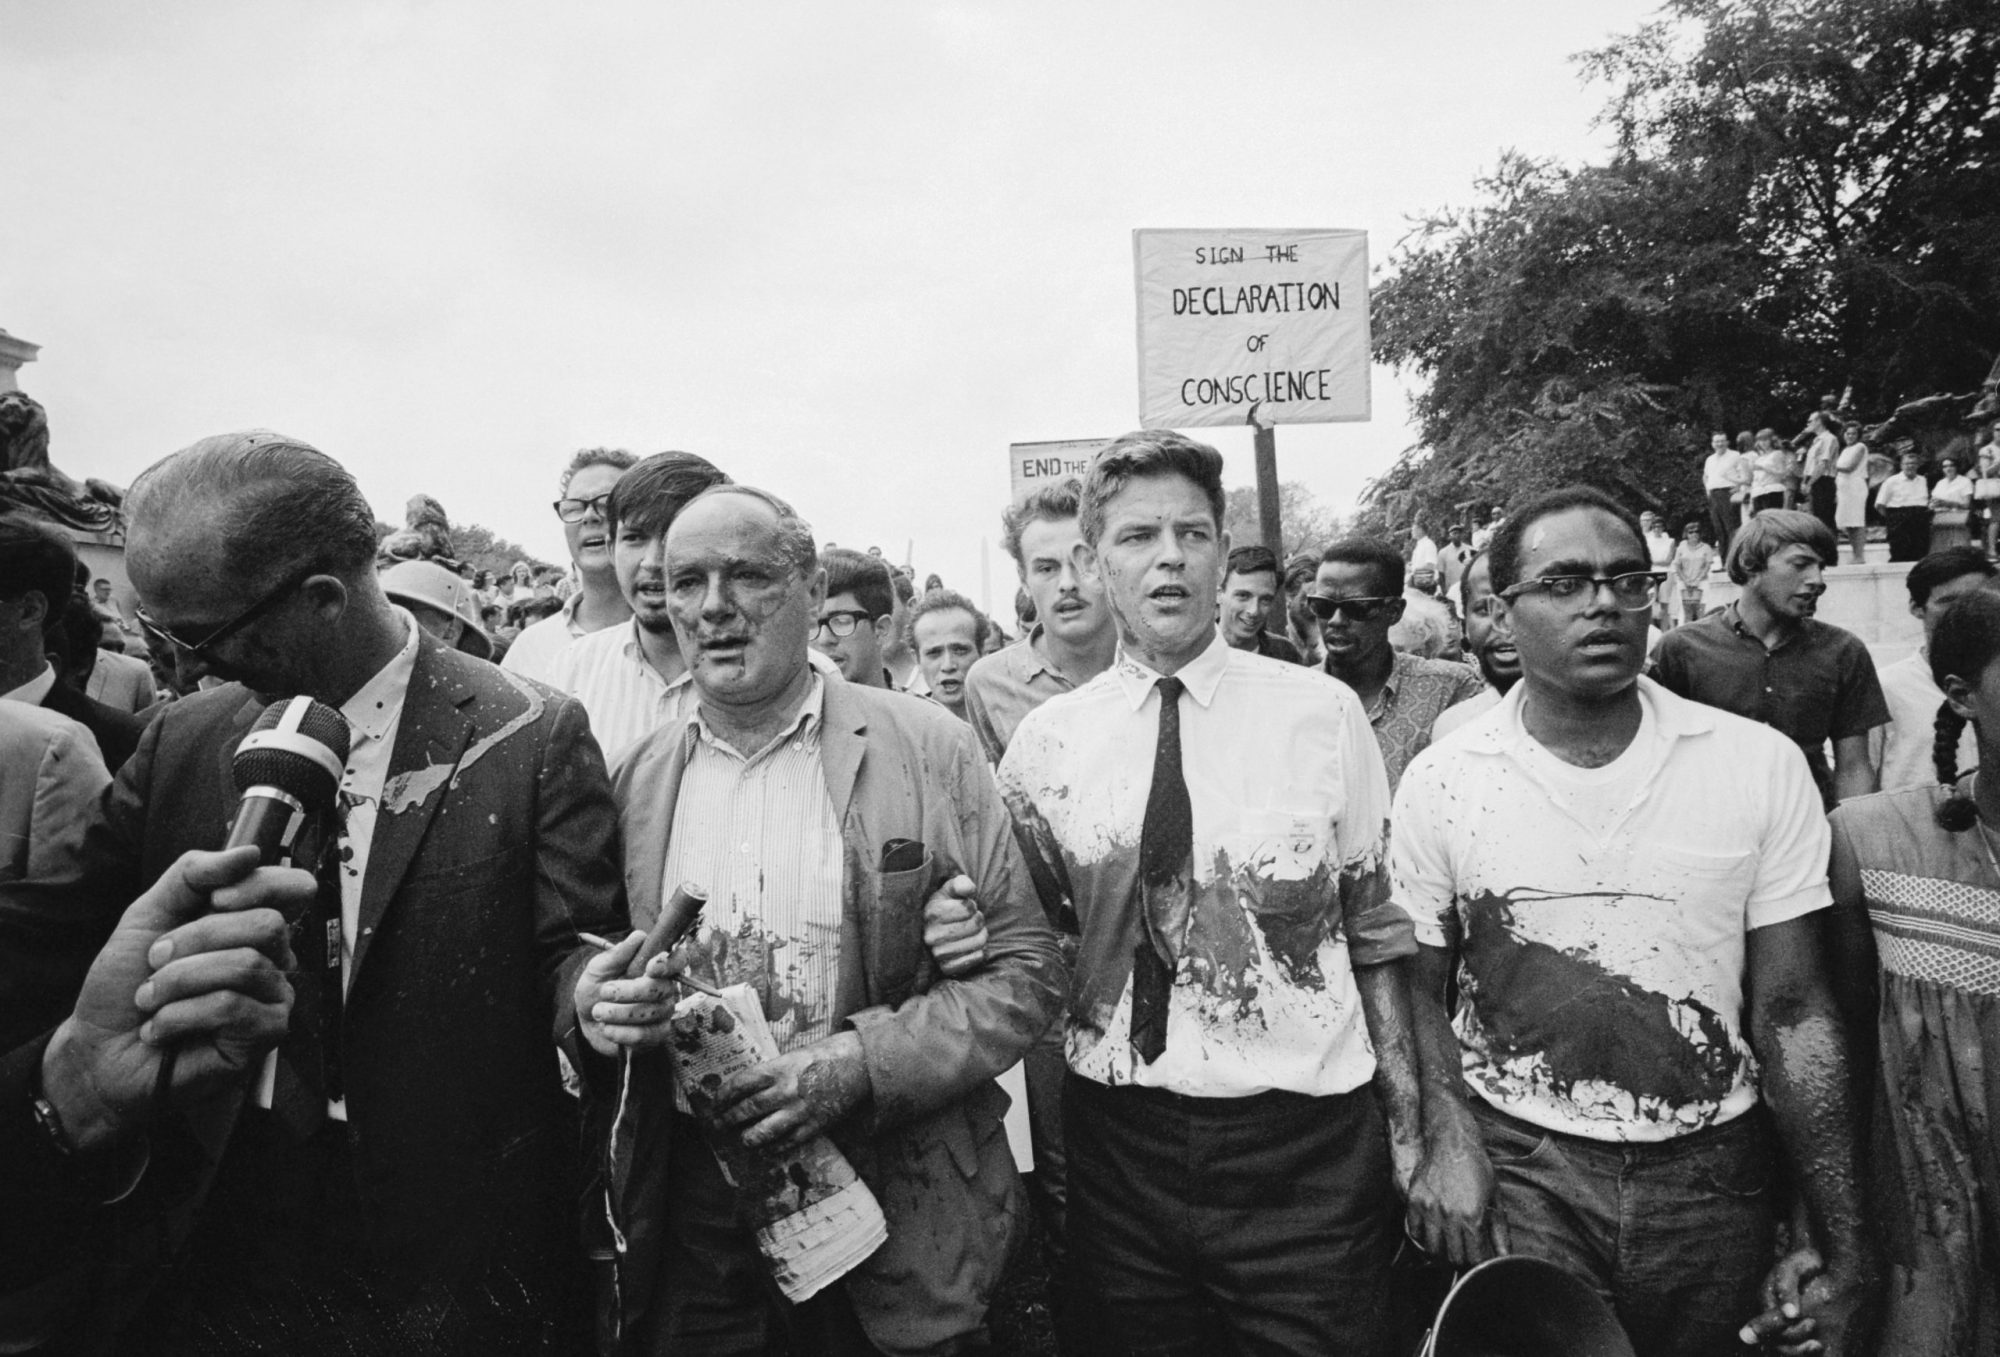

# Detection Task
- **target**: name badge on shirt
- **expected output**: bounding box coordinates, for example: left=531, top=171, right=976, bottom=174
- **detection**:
left=1235, top=809, right=1329, bottom=881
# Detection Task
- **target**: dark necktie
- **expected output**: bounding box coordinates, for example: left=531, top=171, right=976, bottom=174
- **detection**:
left=1132, top=675, right=1191, bottom=1064
left=269, top=806, right=345, bottom=1137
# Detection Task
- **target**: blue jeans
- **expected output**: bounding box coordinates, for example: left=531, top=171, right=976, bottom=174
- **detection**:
left=1475, top=1103, right=1776, bottom=1357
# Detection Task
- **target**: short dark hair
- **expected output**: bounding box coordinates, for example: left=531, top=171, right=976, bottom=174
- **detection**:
left=126, top=430, right=380, bottom=584
left=1282, top=553, right=1318, bottom=595
left=559, top=447, right=638, bottom=494
left=605, top=451, right=729, bottom=541
left=1486, top=487, right=1646, bottom=597
left=905, top=588, right=988, bottom=651
left=1726, top=510, right=1836, bottom=585
left=0, top=514, right=79, bottom=633
left=1078, top=431, right=1227, bottom=546
left=1458, top=549, right=1489, bottom=613
left=1002, top=478, right=1083, bottom=567
left=1224, top=544, right=1281, bottom=583
left=821, top=548, right=894, bottom=620
left=890, top=570, right=915, bottom=605
left=1318, top=538, right=1405, bottom=596
left=1907, top=546, right=1996, bottom=608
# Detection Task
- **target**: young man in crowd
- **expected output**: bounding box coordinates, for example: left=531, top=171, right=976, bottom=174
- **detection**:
left=1652, top=510, right=1888, bottom=809
left=501, top=446, right=637, bottom=682
left=1438, top=524, right=1475, bottom=604
left=1869, top=545, right=1993, bottom=791
left=545, top=451, right=730, bottom=765
left=999, top=430, right=1457, bottom=1357
left=1430, top=549, right=1520, bottom=742
left=810, top=547, right=903, bottom=689
left=1394, top=486, right=1880, bottom=1357
left=962, top=476, right=1119, bottom=1355
left=575, top=484, right=1060, bottom=1355
left=1314, top=537, right=1486, bottom=791
left=1217, top=543, right=1304, bottom=663
left=907, top=588, right=986, bottom=721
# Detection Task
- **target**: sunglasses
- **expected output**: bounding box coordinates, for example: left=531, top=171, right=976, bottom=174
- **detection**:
left=135, top=564, right=318, bottom=661
left=553, top=493, right=612, bottom=524
left=1304, top=594, right=1400, bottom=623
left=813, top=609, right=874, bottom=640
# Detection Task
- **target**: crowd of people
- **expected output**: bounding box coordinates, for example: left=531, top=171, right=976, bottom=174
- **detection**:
left=2, top=419, right=1999, bottom=1357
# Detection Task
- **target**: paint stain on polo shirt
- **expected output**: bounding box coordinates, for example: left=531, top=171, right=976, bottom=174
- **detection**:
left=1461, top=888, right=1740, bottom=1110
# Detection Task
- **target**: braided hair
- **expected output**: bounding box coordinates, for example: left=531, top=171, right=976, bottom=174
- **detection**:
left=1926, top=589, right=2000, bottom=830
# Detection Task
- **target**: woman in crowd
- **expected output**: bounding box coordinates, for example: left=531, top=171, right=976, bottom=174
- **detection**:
left=1829, top=589, right=2000, bottom=1354
left=1931, top=455, right=1975, bottom=552
left=1834, top=423, right=1871, bottom=565
left=1750, top=427, right=1790, bottom=515
left=1975, top=424, right=2000, bottom=557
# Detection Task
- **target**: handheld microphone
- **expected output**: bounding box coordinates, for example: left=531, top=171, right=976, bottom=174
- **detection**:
left=153, top=696, right=350, bottom=1115
left=226, top=696, right=352, bottom=861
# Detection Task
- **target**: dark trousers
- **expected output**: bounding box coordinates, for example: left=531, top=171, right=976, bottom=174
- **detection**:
left=1706, top=490, right=1740, bottom=558
left=640, top=1111, right=887, bottom=1357
left=1476, top=1103, right=1776, bottom=1357
left=1064, top=1073, right=1394, bottom=1357
left=1809, top=477, right=1837, bottom=536
left=158, top=1112, right=584, bottom=1356
left=1886, top=506, right=1930, bottom=562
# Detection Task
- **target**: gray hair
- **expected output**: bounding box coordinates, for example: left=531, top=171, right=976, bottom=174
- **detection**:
left=126, top=430, right=379, bottom=584
left=675, top=484, right=818, bottom=576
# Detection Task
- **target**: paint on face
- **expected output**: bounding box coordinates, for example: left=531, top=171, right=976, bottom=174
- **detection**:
left=1087, top=474, right=1224, bottom=672
left=1019, top=515, right=1109, bottom=648
left=663, top=495, right=820, bottom=711
left=1460, top=887, right=1740, bottom=1109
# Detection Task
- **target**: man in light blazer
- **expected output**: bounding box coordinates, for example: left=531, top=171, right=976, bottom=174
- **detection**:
left=577, top=484, right=1061, bottom=1357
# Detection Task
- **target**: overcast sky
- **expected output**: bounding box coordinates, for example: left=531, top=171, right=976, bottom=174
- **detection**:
left=4, top=0, right=1658, bottom=612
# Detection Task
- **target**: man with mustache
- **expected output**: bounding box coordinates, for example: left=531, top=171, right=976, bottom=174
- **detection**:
left=1651, top=510, right=1888, bottom=810
left=1313, top=538, right=1485, bottom=792
left=501, top=447, right=638, bottom=683
left=997, top=431, right=1450, bottom=1357
left=1392, top=486, right=1879, bottom=1357
left=1429, top=550, right=1520, bottom=743
left=576, top=484, right=1060, bottom=1355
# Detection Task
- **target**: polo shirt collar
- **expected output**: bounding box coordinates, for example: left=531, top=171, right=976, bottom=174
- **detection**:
left=1111, top=627, right=1228, bottom=712
left=1020, top=624, right=1056, bottom=683
left=1458, top=674, right=1715, bottom=758
left=1722, top=601, right=1806, bottom=653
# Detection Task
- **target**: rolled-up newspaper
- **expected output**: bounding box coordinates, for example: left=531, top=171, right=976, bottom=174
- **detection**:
left=669, top=984, right=888, bottom=1302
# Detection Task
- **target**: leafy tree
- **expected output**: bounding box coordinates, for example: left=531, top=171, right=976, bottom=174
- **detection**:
left=1364, top=0, right=2000, bottom=535
left=1221, top=481, right=1344, bottom=558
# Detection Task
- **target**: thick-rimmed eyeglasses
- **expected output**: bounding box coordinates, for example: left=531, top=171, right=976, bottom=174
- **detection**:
left=1304, top=594, right=1399, bottom=623
left=813, top=609, right=874, bottom=640
left=134, top=565, right=317, bottom=660
left=1499, top=572, right=1665, bottom=611
left=553, top=493, right=612, bottom=523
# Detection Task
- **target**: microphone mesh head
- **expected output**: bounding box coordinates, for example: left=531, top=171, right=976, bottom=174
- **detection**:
left=233, top=698, right=352, bottom=811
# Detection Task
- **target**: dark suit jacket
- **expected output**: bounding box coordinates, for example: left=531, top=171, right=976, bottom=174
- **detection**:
left=603, top=677, right=1060, bottom=1357
left=41, top=677, right=146, bottom=775
left=0, top=632, right=627, bottom=1354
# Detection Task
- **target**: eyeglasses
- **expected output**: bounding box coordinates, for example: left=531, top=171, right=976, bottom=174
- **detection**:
left=134, top=564, right=318, bottom=660
left=1498, top=571, right=1665, bottom=610
left=813, top=609, right=874, bottom=639
left=1466, top=598, right=1504, bottom=620
left=553, top=493, right=612, bottom=523
left=1304, top=594, right=1400, bottom=623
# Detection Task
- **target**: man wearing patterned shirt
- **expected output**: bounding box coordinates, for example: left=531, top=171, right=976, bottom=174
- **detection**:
left=575, top=484, right=1061, bottom=1355
left=998, top=431, right=1457, bottom=1356
left=1313, top=538, right=1486, bottom=791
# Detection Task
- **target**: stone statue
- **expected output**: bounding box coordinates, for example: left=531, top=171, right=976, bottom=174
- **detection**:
left=1864, top=353, right=2000, bottom=465
left=0, top=390, right=124, bottom=536
left=377, top=493, right=458, bottom=568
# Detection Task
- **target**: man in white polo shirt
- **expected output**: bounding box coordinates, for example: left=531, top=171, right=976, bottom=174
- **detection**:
left=501, top=446, right=637, bottom=682
left=1392, top=486, right=1879, bottom=1357
left=999, top=430, right=1448, bottom=1356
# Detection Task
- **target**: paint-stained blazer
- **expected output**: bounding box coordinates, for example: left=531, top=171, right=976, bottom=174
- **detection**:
left=602, top=675, right=1062, bottom=1357
left=0, top=631, right=626, bottom=1354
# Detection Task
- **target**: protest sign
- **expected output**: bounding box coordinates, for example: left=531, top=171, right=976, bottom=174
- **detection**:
left=1008, top=438, right=1110, bottom=505
left=1134, top=228, right=1370, bottom=429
